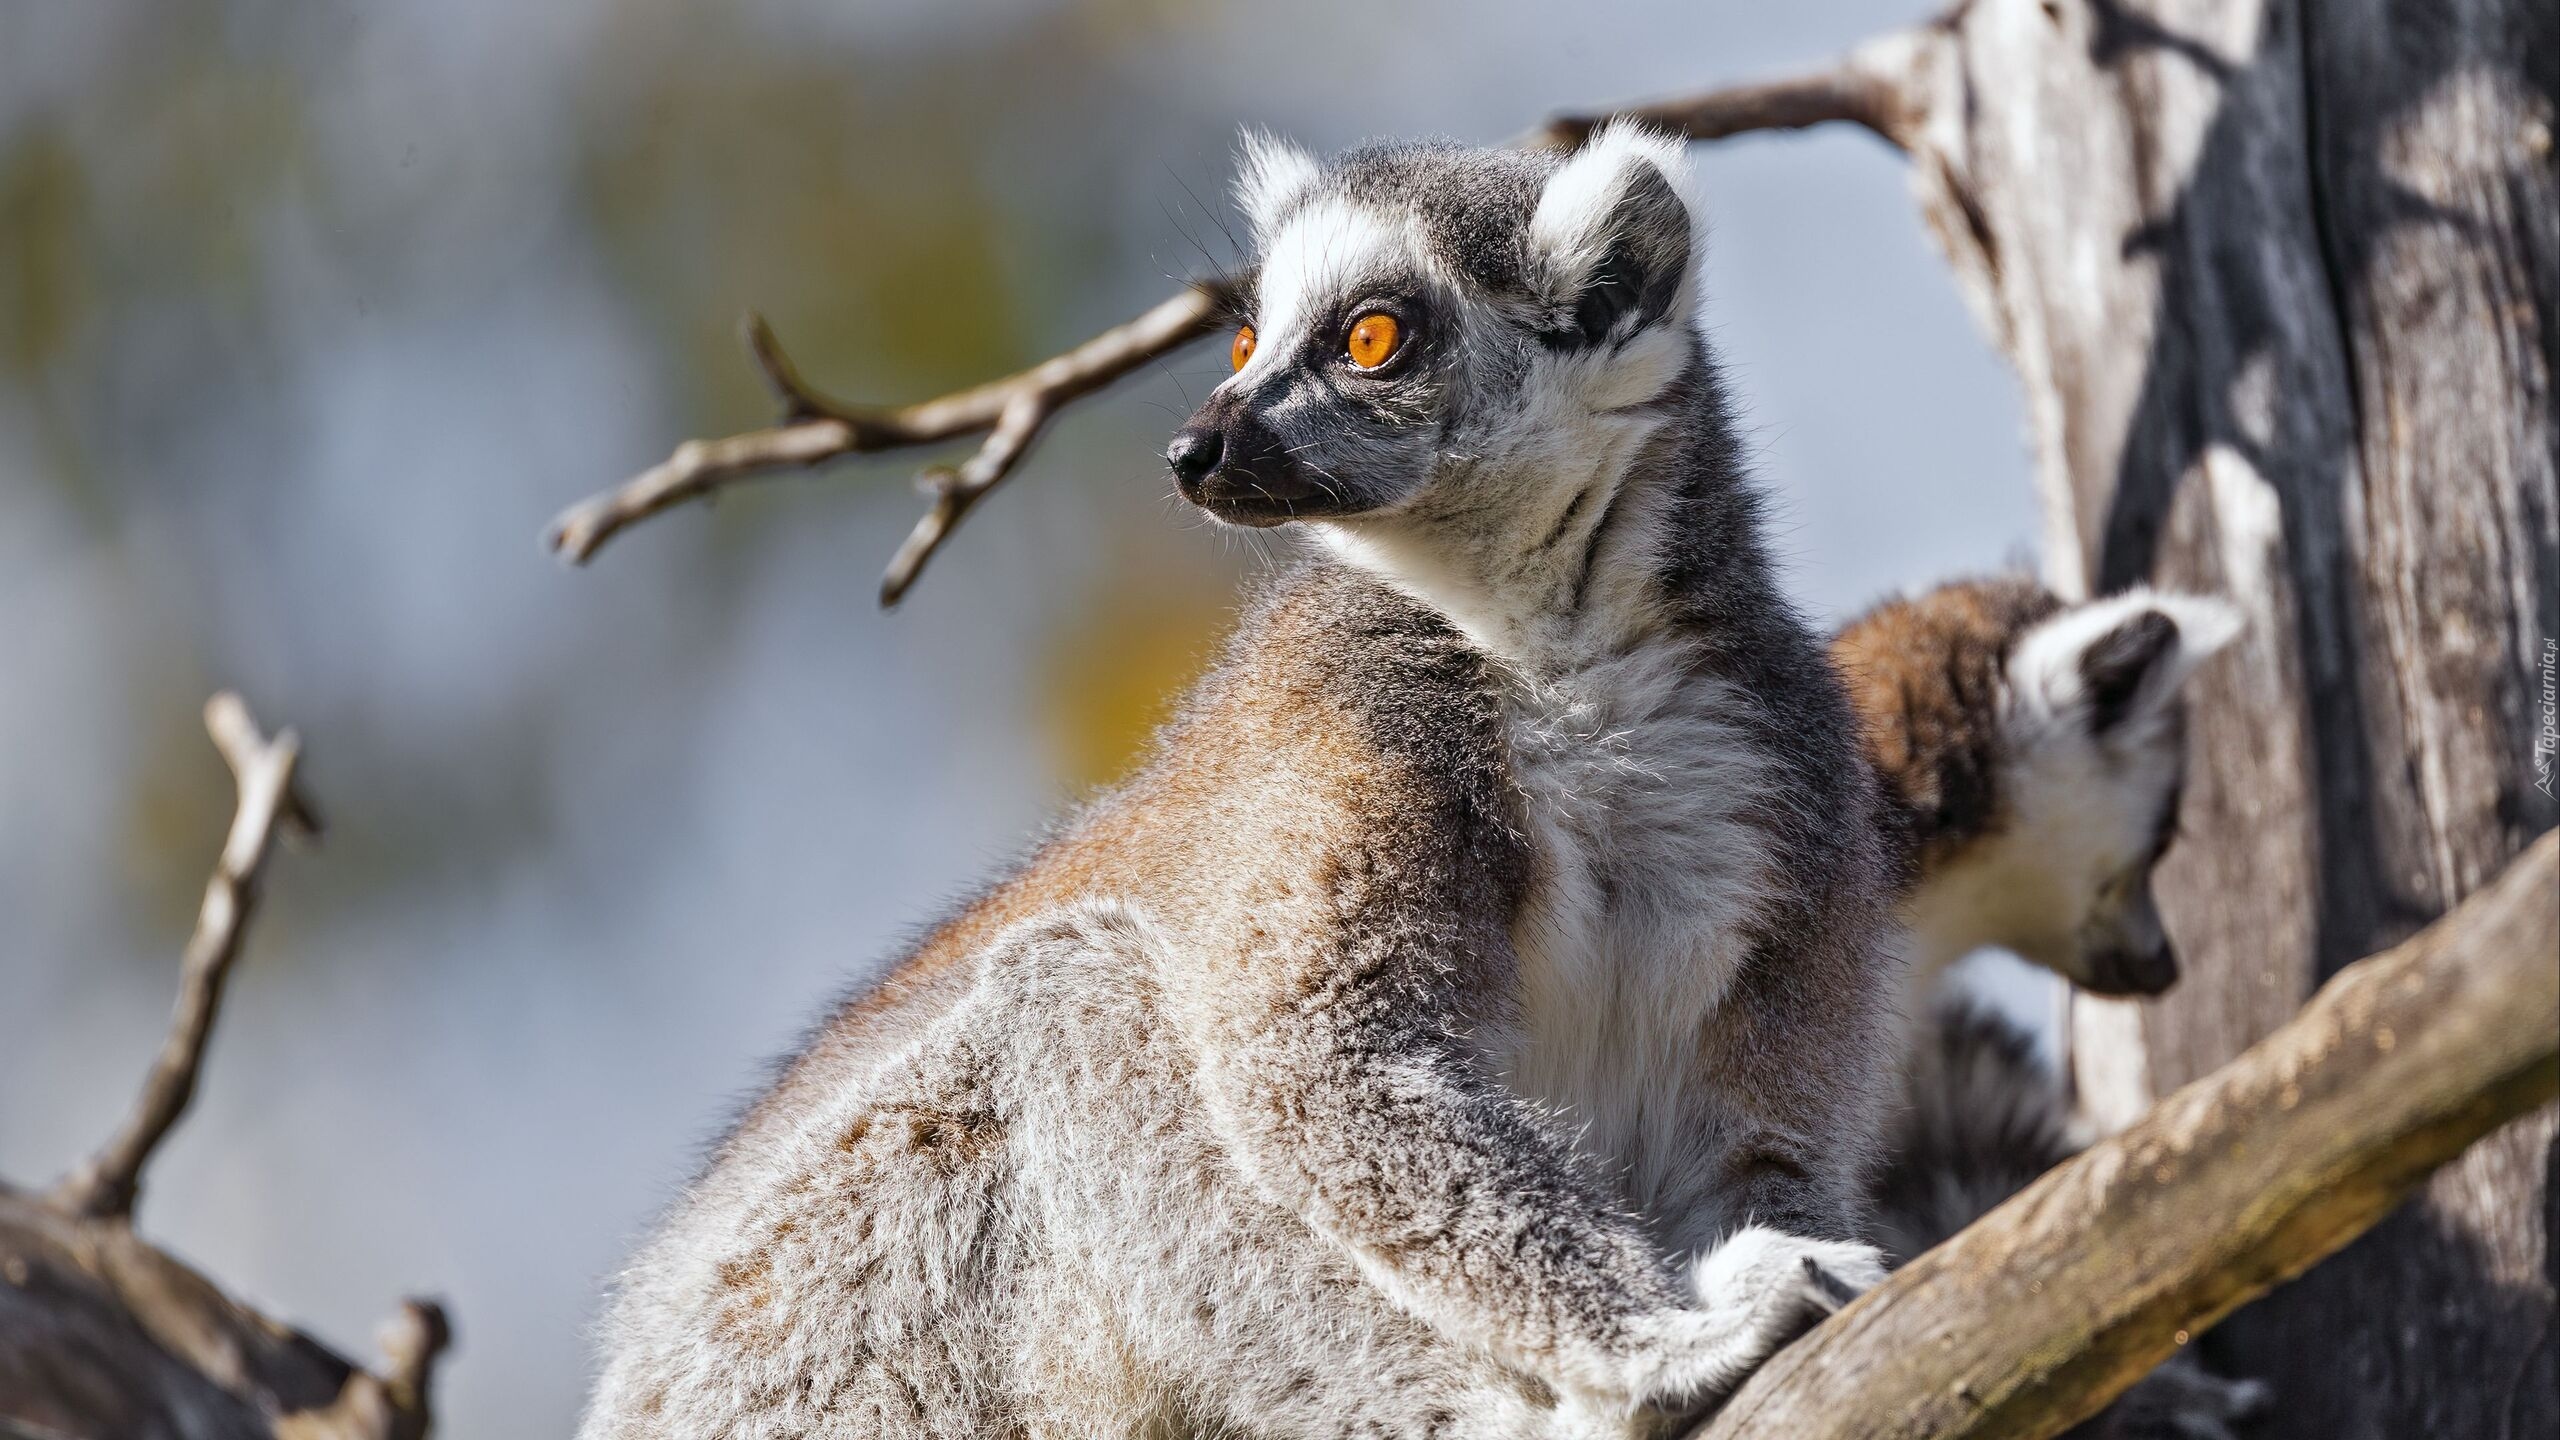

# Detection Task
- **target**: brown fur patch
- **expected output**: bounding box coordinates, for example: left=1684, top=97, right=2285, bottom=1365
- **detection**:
left=728, top=563, right=1524, bottom=1167
left=1830, top=577, right=2062, bottom=884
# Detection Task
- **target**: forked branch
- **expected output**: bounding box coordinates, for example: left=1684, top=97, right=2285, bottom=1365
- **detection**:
left=49, top=691, right=320, bottom=1220
left=5, top=692, right=451, bottom=1440
left=548, top=285, right=1235, bottom=606
left=544, top=28, right=1942, bottom=605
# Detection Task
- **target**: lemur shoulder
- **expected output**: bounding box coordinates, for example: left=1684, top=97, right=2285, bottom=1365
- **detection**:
left=579, top=124, right=1898, bottom=1439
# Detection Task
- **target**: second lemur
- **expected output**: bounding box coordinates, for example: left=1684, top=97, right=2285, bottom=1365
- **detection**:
left=580, top=124, right=1897, bottom=1438
left=1836, top=576, right=2269, bottom=1438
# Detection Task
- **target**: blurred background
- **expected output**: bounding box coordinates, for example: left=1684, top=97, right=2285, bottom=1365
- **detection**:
left=0, top=1, right=2040, bottom=1431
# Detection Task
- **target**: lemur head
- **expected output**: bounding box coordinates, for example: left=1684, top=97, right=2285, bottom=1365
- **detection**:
left=1167, top=125, right=1710, bottom=634
left=1835, top=581, right=2242, bottom=997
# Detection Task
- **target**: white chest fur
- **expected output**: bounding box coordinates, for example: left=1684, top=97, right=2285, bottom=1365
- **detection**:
left=1487, top=639, right=1780, bottom=1225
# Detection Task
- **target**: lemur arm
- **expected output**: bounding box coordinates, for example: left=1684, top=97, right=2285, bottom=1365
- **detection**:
left=1685, top=936, right=1897, bottom=1251
left=1138, top=572, right=1875, bottom=1408
left=1170, top=917, right=1865, bottom=1411
left=1187, top=988, right=1675, bottom=1397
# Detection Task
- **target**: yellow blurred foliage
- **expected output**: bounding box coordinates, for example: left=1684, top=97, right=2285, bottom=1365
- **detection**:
left=1036, top=542, right=1240, bottom=794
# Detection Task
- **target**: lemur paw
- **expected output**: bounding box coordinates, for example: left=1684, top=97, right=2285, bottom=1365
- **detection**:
left=2078, top=1356, right=2271, bottom=1440
left=1692, top=1224, right=1884, bottom=1332
left=1627, top=1226, right=1885, bottom=1413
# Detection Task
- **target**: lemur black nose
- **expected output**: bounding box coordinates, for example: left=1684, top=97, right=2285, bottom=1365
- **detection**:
left=2119, top=940, right=2180, bottom=994
left=1167, top=428, right=1225, bottom=489
left=2087, top=940, right=2180, bottom=996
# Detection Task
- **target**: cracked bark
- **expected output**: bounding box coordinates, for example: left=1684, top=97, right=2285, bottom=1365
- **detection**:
left=1882, top=1, right=2558, bottom=1433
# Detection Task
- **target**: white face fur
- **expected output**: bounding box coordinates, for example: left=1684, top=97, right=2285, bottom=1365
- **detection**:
left=1903, top=590, right=2242, bottom=994
left=1166, top=125, right=1714, bottom=654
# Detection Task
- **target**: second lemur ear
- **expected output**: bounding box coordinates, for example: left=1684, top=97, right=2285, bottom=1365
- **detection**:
left=1529, top=121, right=1700, bottom=348
left=2009, top=589, right=2244, bottom=737
left=1234, top=128, right=1322, bottom=244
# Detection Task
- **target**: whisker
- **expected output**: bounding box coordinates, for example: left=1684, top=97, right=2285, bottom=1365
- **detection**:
left=1169, top=167, right=1245, bottom=264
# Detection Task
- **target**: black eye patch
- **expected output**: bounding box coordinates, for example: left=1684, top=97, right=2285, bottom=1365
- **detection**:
left=1284, top=289, right=1430, bottom=377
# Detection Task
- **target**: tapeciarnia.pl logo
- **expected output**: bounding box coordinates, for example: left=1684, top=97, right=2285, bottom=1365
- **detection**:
left=2534, top=636, right=2556, bottom=800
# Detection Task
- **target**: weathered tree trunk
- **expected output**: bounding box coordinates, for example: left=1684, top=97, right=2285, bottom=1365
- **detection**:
left=1889, top=0, right=2558, bottom=1431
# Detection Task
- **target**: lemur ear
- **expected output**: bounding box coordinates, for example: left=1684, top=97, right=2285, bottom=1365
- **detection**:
left=2079, top=611, right=2180, bottom=733
left=1528, top=121, right=1700, bottom=348
left=1234, top=128, right=1322, bottom=243
left=2010, top=590, right=2243, bottom=736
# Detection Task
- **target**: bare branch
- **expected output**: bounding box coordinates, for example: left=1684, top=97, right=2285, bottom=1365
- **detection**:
left=376, top=1299, right=453, bottom=1413
left=280, top=1299, right=454, bottom=1440
left=1526, top=26, right=1943, bottom=152
left=546, top=284, right=1234, bottom=604
left=544, top=31, right=1946, bottom=605
left=1690, top=831, right=2560, bottom=1440
left=5, top=691, right=449, bottom=1440
left=49, top=692, right=319, bottom=1220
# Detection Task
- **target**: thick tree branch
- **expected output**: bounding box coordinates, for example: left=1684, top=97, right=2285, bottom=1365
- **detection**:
left=49, top=693, right=319, bottom=1221
left=1692, top=831, right=2560, bottom=1440
left=1528, top=25, right=1946, bottom=152
left=543, top=32, right=1940, bottom=605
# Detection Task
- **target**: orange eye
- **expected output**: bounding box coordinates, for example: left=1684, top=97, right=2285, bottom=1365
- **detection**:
left=1229, top=324, right=1257, bottom=372
left=1346, top=312, right=1401, bottom=369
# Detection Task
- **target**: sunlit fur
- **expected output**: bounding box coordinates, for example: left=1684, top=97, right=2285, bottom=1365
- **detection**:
left=581, top=128, right=1897, bottom=1438
left=1223, top=123, right=1897, bottom=1254
left=1233, top=128, right=1322, bottom=246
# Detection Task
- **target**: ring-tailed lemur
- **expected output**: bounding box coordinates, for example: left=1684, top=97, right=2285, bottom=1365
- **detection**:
left=1834, top=577, right=2270, bottom=1438
left=1836, top=579, right=2242, bottom=1008
left=578, top=124, right=1898, bottom=1438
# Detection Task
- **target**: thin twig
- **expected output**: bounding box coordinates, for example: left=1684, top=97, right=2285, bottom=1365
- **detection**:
left=544, top=34, right=1938, bottom=606
left=547, top=285, right=1235, bottom=606
left=283, top=1298, right=453, bottom=1440
left=6, top=695, right=447, bottom=1440
left=49, top=692, right=319, bottom=1220
left=377, top=1299, right=452, bottom=1413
